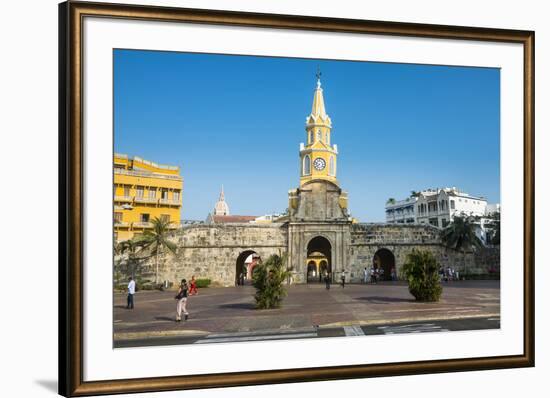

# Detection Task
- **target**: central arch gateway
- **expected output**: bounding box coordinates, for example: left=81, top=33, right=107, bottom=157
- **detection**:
left=306, top=236, right=332, bottom=283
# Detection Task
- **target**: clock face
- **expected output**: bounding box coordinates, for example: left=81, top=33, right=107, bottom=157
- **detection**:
left=313, top=157, right=326, bottom=171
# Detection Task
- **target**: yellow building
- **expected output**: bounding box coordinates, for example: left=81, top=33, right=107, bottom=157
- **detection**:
left=114, top=153, right=183, bottom=241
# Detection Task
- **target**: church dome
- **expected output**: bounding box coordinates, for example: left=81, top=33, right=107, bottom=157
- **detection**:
left=214, top=186, right=230, bottom=216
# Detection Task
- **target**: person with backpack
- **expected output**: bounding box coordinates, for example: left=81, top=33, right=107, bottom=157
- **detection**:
left=175, top=279, right=189, bottom=322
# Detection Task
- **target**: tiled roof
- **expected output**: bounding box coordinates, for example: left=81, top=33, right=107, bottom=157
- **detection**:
left=212, top=215, right=258, bottom=223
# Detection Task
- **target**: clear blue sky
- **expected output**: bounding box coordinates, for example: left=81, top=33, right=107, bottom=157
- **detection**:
left=114, top=49, right=500, bottom=222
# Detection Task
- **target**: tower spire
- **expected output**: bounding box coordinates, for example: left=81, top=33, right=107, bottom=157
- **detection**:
left=316, top=66, right=322, bottom=89
left=311, top=69, right=327, bottom=118
left=300, top=70, right=337, bottom=187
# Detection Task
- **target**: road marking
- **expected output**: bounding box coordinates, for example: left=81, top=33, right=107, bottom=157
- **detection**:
left=206, top=327, right=316, bottom=338
left=487, top=317, right=500, bottom=321
left=195, top=332, right=317, bottom=344
left=378, top=323, right=449, bottom=334
left=344, top=325, right=365, bottom=336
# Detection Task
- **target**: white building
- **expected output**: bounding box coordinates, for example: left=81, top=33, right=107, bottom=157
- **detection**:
left=385, top=187, right=500, bottom=243
left=415, top=187, right=487, bottom=228
left=385, top=197, right=417, bottom=224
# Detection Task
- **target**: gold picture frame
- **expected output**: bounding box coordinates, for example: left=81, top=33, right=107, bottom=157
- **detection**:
left=59, top=1, right=535, bottom=396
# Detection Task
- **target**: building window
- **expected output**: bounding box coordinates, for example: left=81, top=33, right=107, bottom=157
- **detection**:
left=161, top=189, right=168, bottom=200
left=329, top=156, right=335, bottom=175
left=123, top=186, right=130, bottom=197
left=303, top=155, right=311, bottom=175
left=309, top=131, right=313, bottom=144
left=140, top=213, right=150, bottom=222
left=173, top=190, right=180, bottom=202
left=114, top=212, right=122, bottom=223
left=316, top=130, right=322, bottom=142
left=136, top=186, right=144, bottom=198
left=429, top=218, right=439, bottom=227
left=442, top=218, right=449, bottom=228
left=450, top=200, right=455, bottom=209
left=160, top=214, right=170, bottom=223
left=148, top=188, right=156, bottom=199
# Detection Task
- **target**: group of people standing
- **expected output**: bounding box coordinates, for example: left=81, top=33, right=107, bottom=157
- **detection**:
left=362, top=266, right=397, bottom=284
left=440, top=266, right=460, bottom=282
left=125, top=275, right=199, bottom=323
left=322, top=269, right=348, bottom=290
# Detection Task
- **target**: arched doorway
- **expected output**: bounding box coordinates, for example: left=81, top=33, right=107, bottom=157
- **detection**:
left=306, top=261, right=317, bottom=283
left=235, top=250, right=260, bottom=286
left=373, top=248, right=395, bottom=281
left=306, top=236, right=332, bottom=283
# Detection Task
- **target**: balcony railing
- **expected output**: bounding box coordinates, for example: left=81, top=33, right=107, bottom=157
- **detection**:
left=114, top=168, right=182, bottom=181
left=133, top=221, right=153, bottom=228
left=159, top=198, right=181, bottom=206
left=134, top=196, right=158, bottom=204
left=114, top=195, right=132, bottom=202
left=114, top=221, right=129, bottom=227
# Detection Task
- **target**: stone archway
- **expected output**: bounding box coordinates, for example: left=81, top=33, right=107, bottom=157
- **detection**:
left=235, top=250, right=260, bottom=286
left=306, top=260, right=317, bottom=283
left=306, top=236, right=332, bottom=283
left=373, top=248, right=395, bottom=281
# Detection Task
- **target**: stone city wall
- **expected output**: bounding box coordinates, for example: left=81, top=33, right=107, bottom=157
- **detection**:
left=138, top=222, right=499, bottom=286
left=346, top=224, right=492, bottom=282
left=146, top=223, right=287, bottom=287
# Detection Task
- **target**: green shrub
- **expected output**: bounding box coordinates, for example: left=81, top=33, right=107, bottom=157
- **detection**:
left=252, top=254, right=291, bottom=309
left=195, top=278, right=211, bottom=288
left=402, top=249, right=442, bottom=302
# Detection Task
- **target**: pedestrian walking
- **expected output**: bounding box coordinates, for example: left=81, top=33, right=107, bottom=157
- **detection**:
left=126, top=276, right=135, bottom=309
left=363, top=267, right=369, bottom=284
left=189, top=275, right=198, bottom=296
left=340, top=269, right=346, bottom=288
left=390, top=266, right=397, bottom=281
left=324, top=272, right=331, bottom=290
left=175, top=279, right=189, bottom=322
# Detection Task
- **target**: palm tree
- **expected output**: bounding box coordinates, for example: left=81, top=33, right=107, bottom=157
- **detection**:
left=252, top=253, right=292, bottom=309
left=138, top=217, right=177, bottom=285
left=486, top=212, right=500, bottom=245
left=386, top=197, right=396, bottom=205
left=410, top=190, right=420, bottom=198
left=441, top=214, right=483, bottom=277
left=116, top=238, right=146, bottom=279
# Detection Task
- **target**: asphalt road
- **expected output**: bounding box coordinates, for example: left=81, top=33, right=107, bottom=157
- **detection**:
left=115, top=316, right=500, bottom=348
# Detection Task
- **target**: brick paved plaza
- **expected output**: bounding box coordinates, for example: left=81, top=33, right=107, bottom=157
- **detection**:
left=114, top=280, right=500, bottom=346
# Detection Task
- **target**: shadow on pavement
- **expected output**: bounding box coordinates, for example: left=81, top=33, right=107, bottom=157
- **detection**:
left=218, top=303, right=256, bottom=310
left=356, top=296, right=415, bottom=304
left=154, top=316, right=175, bottom=322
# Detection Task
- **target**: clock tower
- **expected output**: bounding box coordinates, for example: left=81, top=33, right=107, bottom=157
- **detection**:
left=299, top=72, right=339, bottom=187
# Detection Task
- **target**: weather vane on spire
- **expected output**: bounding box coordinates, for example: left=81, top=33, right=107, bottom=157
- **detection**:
left=316, top=66, right=322, bottom=88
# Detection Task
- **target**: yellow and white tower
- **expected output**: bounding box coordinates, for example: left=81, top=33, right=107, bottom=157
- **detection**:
left=299, top=72, right=339, bottom=187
